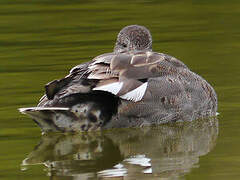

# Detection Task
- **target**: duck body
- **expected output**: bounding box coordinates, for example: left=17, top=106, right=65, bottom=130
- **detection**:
left=19, top=25, right=217, bottom=132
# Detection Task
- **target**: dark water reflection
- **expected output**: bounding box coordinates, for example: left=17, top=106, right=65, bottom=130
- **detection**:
left=22, top=118, right=218, bottom=179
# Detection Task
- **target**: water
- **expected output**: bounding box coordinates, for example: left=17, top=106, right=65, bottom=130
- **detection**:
left=0, top=0, right=240, bottom=179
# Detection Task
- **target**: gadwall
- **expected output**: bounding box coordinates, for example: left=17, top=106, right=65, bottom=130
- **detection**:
left=19, top=25, right=218, bottom=132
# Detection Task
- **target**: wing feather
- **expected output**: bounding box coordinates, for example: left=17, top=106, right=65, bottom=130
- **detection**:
left=120, top=82, right=148, bottom=102
left=41, top=50, right=188, bottom=103
left=93, top=82, right=123, bottom=95
left=88, top=51, right=186, bottom=102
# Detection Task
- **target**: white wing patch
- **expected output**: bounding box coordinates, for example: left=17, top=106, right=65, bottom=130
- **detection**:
left=93, top=82, right=123, bottom=95
left=19, top=107, right=69, bottom=114
left=120, top=82, right=148, bottom=102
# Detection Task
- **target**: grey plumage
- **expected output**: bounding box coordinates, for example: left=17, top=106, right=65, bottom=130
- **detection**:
left=19, top=25, right=217, bottom=132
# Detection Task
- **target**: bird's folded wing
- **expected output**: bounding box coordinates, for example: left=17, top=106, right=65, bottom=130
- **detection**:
left=90, top=51, right=174, bottom=102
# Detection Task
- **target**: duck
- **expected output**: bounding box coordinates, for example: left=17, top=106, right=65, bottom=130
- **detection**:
left=19, top=25, right=218, bottom=132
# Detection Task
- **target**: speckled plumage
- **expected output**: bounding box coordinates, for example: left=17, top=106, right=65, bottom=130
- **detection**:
left=19, top=25, right=217, bottom=132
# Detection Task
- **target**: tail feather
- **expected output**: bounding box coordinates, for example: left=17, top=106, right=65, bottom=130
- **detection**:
left=19, top=107, right=71, bottom=132
left=19, top=107, right=69, bottom=114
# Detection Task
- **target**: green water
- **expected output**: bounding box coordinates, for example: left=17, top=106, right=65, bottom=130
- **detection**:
left=0, top=0, right=240, bottom=179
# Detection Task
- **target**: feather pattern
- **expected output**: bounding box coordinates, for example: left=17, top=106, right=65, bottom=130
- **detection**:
left=39, top=50, right=188, bottom=103
left=120, top=82, right=148, bottom=102
left=83, top=51, right=187, bottom=102
left=93, top=82, right=123, bottom=95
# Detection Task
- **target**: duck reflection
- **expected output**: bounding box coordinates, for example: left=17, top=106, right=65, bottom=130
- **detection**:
left=22, top=117, right=218, bottom=179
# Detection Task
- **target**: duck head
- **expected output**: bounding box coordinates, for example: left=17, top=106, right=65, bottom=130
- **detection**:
left=114, top=25, right=152, bottom=53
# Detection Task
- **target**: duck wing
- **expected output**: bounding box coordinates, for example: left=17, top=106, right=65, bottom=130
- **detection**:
left=41, top=51, right=188, bottom=104
left=87, top=51, right=188, bottom=102
left=42, top=61, right=91, bottom=100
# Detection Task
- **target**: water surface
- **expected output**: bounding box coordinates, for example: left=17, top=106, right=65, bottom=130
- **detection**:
left=1, top=0, right=240, bottom=179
